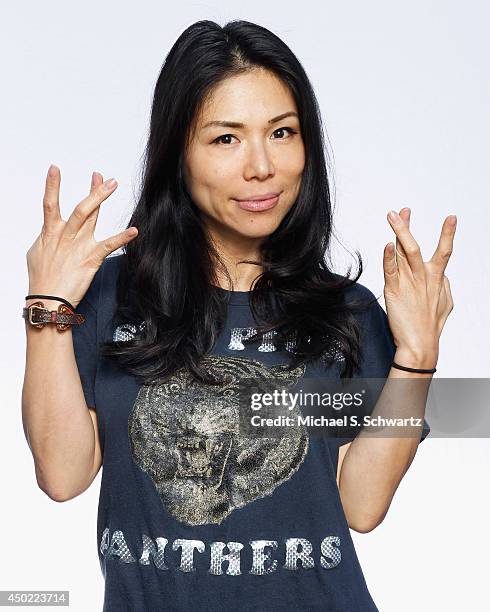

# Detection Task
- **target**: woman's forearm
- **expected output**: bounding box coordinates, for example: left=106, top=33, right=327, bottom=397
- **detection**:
left=338, top=347, right=435, bottom=532
left=21, top=299, right=97, bottom=501
left=339, top=203, right=456, bottom=532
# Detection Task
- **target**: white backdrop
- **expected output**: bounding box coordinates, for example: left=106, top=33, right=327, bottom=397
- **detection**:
left=2, top=1, right=489, bottom=610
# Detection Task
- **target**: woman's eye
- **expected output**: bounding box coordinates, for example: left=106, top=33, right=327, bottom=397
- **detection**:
left=212, top=127, right=297, bottom=146
left=272, top=127, right=297, bottom=139
left=213, top=134, right=236, bottom=145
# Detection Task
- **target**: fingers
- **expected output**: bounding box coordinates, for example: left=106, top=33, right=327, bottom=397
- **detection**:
left=82, top=171, right=104, bottom=231
left=384, top=207, right=411, bottom=294
left=387, top=208, right=425, bottom=280
left=394, top=207, right=412, bottom=270
left=383, top=241, right=399, bottom=293
left=42, top=164, right=62, bottom=232
left=93, top=226, right=139, bottom=265
left=429, top=215, right=457, bottom=275
left=396, top=207, right=410, bottom=254
left=90, top=171, right=104, bottom=196
left=64, top=176, right=118, bottom=238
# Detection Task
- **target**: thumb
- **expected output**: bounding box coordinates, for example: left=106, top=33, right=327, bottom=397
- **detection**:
left=94, top=227, right=138, bottom=263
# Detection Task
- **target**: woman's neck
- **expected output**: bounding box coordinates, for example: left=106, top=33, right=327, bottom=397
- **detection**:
left=208, top=227, right=264, bottom=292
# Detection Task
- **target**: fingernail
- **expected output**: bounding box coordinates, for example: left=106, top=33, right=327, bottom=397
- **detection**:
left=448, top=215, right=457, bottom=226
left=388, top=210, right=399, bottom=222
left=103, top=178, right=117, bottom=191
left=48, top=164, right=57, bottom=177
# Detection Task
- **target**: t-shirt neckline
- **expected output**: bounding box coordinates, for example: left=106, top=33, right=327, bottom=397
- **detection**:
left=214, top=286, right=251, bottom=305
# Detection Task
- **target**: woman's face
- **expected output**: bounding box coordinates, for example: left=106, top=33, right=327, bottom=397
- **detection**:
left=183, top=68, right=305, bottom=243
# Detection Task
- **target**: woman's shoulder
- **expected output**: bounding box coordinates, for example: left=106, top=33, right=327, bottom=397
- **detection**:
left=101, top=251, right=126, bottom=274
left=81, top=252, right=125, bottom=311
left=328, top=272, right=380, bottom=304
left=97, top=252, right=126, bottom=289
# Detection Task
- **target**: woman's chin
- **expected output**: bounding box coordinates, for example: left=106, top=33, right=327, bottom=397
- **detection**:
left=230, top=220, right=282, bottom=240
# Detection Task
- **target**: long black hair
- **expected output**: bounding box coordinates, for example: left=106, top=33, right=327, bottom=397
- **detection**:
left=98, top=19, right=377, bottom=385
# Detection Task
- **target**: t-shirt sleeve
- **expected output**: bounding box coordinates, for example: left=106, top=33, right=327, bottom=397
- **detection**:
left=336, top=284, right=431, bottom=446
left=72, top=264, right=105, bottom=410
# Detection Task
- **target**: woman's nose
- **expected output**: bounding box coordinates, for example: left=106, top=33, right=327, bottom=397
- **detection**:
left=242, top=140, right=275, bottom=180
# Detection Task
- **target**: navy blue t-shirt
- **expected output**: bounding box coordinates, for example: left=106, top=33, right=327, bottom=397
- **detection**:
left=72, top=253, right=430, bottom=612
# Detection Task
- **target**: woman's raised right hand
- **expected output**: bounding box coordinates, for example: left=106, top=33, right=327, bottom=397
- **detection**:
left=26, top=164, right=139, bottom=309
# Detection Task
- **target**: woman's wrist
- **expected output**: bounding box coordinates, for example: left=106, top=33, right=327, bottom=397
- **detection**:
left=25, top=298, right=66, bottom=308
left=393, top=347, right=439, bottom=370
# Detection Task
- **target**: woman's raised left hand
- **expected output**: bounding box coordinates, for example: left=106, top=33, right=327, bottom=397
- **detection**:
left=383, top=207, right=456, bottom=369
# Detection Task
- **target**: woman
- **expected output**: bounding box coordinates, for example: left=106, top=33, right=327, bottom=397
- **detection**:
left=22, top=19, right=455, bottom=612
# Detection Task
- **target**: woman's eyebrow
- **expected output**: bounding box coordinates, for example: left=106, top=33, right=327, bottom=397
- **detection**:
left=201, top=111, right=299, bottom=130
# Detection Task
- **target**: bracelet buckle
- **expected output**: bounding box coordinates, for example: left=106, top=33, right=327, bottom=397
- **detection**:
left=28, top=303, right=49, bottom=327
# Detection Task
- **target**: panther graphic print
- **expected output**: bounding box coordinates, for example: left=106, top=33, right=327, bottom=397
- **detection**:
left=128, top=355, right=308, bottom=525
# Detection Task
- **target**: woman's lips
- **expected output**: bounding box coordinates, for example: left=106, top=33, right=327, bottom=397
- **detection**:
left=233, top=194, right=280, bottom=211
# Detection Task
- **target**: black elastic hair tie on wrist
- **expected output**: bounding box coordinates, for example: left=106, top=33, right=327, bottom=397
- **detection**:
left=392, top=361, right=437, bottom=374
left=25, top=294, right=76, bottom=312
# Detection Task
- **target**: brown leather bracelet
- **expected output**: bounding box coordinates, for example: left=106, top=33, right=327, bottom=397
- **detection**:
left=22, top=301, right=85, bottom=331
